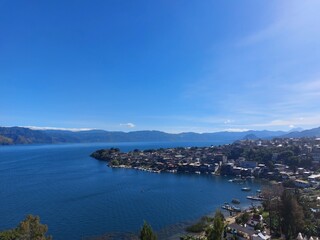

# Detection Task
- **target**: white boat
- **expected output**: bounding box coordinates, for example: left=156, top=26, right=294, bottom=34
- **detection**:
left=247, top=196, right=265, bottom=201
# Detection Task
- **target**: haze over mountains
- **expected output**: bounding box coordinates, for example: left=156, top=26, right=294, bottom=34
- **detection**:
left=0, top=126, right=320, bottom=145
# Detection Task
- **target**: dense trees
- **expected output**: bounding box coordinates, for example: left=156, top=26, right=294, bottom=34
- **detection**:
left=281, top=191, right=305, bottom=240
left=0, top=215, right=51, bottom=240
left=263, top=186, right=319, bottom=239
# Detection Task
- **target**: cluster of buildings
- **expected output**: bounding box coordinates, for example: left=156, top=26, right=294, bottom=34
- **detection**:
left=92, top=137, right=320, bottom=188
left=220, top=138, right=320, bottom=188
left=226, top=213, right=320, bottom=240
left=92, top=138, right=320, bottom=239
left=227, top=213, right=271, bottom=240
left=93, top=146, right=220, bottom=173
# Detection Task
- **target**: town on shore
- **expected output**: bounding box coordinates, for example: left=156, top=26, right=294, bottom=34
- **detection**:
left=91, top=137, right=320, bottom=188
left=91, top=137, right=320, bottom=240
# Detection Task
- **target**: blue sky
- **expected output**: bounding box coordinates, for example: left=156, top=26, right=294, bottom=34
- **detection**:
left=1, top=0, right=320, bottom=133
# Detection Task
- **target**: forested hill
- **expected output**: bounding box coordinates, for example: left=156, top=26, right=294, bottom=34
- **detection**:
left=0, top=126, right=318, bottom=145
left=0, top=127, right=53, bottom=145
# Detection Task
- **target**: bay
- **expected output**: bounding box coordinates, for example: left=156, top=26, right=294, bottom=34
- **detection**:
left=0, top=142, right=262, bottom=239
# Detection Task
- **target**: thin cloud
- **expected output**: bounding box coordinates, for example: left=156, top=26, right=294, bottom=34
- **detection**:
left=241, top=0, right=320, bottom=46
left=289, top=79, right=320, bottom=94
left=23, top=126, right=94, bottom=132
left=223, top=128, right=250, bottom=132
left=224, top=119, right=233, bottom=124
left=119, top=123, right=136, bottom=128
left=250, top=115, right=320, bottom=128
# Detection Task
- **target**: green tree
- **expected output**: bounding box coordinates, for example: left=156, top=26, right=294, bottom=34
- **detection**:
left=278, top=150, right=294, bottom=163
left=110, top=159, right=120, bottom=166
left=0, top=215, right=51, bottom=240
left=0, top=229, right=20, bottom=240
left=281, top=191, right=305, bottom=240
left=261, top=185, right=283, bottom=236
left=235, top=212, right=250, bottom=225
left=139, top=221, right=157, bottom=240
left=208, top=211, right=224, bottom=240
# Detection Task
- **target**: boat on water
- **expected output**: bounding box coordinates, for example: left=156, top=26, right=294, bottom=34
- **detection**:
left=247, top=196, right=265, bottom=201
left=232, top=206, right=241, bottom=212
left=221, top=204, right=232, bottom=211
left=221, top=204, right=241, bottom=212
left=241, top=187, right=251, bottom=191
left=231, top=198, right=240, bottom=204
left=229, top=178, right=246, bottom=183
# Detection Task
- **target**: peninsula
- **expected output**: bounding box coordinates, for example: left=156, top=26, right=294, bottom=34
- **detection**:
left=91, top=137, right=320, bottom=239
left=91, top=137, right=320, bottom=185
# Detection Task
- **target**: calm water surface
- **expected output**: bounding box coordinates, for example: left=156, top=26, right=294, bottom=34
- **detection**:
left=0, top=142, right=262, bottom=239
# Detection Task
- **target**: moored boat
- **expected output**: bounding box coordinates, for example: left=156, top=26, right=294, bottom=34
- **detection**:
left=247, top=195, right=265, bottom=201
left=221, top=204, right=241, bottom=212
left=231, top=198, right=240, bottom=204
left=232, top=206, right=241, bottom=212
left=241, top=187, right=251, bottom=191
left=221, top=204, right=232, bottom=211
left=229, top=178, right=246, bottom=183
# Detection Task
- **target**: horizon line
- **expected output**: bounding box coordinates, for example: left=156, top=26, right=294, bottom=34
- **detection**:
left=0, top=125, right=308, bottom=134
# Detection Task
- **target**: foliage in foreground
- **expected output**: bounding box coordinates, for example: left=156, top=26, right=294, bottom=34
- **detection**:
left=207, top=211, right=225, bottom=240
left=139, top=221, right=157, bottom=240
left=0, top=215, right=51, bottom=240
left=186, top=216, right=214, bottom=233
left=184, top=211, right=225, bottom=240
left=262, top=185, right=320, bottom=239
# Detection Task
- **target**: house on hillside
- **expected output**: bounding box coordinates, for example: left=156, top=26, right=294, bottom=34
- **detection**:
left=226, top=222, right=271, bottom=240
left=295, top=179, right=311, bottom=188
left=248, top=214, right=263, bottom=227
left=252, top=232, right=271, bottom=240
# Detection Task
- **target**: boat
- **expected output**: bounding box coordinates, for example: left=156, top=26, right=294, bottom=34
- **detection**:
left=241, top=187, right=251, bottom=191
left=231, top=199, right=240, bottom=204
left=221, top=204, right=233, bottom=211
left=247, top=196, right=265, bottom=201
left=229, top=178, right=245, bottom=183
left=221, top=204, right=241, bottom=212
left=232, top=206, right=241, bottom=212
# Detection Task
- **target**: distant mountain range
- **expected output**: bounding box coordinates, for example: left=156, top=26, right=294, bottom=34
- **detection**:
left=280, top=127, right=320, bottom=138
left=0, top=126, right=319, bottom=145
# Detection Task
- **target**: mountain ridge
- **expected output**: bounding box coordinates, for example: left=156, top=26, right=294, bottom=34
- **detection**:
left=0, top=126, right=319, bottom=145
left=280, top=127, right=320, bottom=138
left=0, top=126, right=293, bottom=145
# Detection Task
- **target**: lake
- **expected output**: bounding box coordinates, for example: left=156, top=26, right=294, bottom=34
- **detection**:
left=0, top=142, right=262, bottom=239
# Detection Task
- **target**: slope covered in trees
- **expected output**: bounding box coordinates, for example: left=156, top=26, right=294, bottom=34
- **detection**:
left=0, top=126, right=290, bottom=145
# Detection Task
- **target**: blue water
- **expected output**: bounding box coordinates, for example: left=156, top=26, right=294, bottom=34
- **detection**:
left=0, top=142, right=262, bottom=239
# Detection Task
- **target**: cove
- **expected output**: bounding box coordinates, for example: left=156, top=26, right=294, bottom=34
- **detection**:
left=0, top=142, right=262, bottom=239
